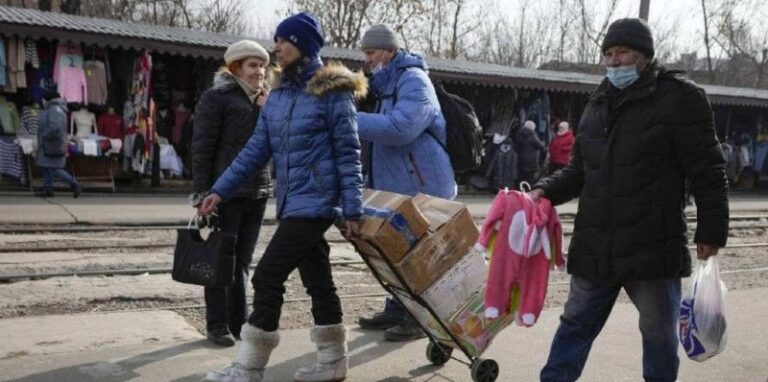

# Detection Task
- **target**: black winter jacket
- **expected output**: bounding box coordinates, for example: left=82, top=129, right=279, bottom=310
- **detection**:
left=514, top=127, right=546, bottom=172
left=192, top=72, right=272, bottom=199
left=534, top=64, right=729, bottom=282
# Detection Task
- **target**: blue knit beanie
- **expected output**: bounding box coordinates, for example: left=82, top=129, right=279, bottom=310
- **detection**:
left=274, top=12, right=324, bottom=58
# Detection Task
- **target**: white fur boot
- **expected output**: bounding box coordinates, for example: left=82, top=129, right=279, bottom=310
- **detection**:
left=293, top=324, right=348, bottom=382
left=203, top=324, right=280, bottom=382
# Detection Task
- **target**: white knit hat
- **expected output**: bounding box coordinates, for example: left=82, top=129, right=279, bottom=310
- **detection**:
left=224, top=40, right=270, bottom=65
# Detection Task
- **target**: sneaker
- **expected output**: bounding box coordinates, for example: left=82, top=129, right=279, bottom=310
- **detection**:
left=207, top=327, right=236, bottom=347
left=384, top=322, right=426, bottom=342
left=357, top=310, right=400, bottom=330
left=72, top=184, right=82, bottom=199
left=34, top=190, right=54, bottom=198
left=203, top=363, right=264, bottom=382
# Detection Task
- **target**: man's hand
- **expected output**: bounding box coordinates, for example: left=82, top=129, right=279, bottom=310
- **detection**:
left=528, top=188, right=545, bottom=203
left=696, top=243, right=719, bottom=260
left=198, top=193, right=222, bottom=216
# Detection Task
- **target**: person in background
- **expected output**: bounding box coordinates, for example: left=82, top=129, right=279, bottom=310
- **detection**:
left=199, top=12, right=366, bottom=382
left=354, top=24, right=457, bottom=342
left=547, top=121, right=574, bottom=174
left=531, top=18, right=729, bottom=382
left=514, top=120, right=546, bottom=187
left=191, top=39, right=272, bottom=347
left=35, top=90, right=81, bottom=198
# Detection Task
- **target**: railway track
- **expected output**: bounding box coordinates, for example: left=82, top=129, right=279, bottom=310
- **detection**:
left=2, top=242, right=767, bottom=283
left=1, top=212, right=766, bottom=234
left=2, top=224, right=766, bottom=253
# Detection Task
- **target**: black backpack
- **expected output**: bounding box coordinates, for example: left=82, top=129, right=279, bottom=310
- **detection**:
left=431, top=83, right=483, bottom=173
left=385, top=71, right=483, bottom=173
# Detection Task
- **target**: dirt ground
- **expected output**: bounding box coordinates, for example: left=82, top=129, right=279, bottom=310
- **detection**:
left=1, top=224, right=766, bottom=335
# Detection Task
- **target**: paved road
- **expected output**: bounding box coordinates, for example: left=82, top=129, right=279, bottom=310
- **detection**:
left=0, top=287, right=766, bottom=381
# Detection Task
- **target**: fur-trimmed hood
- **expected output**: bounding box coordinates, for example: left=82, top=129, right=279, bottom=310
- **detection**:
left=211, top=70, right=239, bottom=91
left=271, top=62, right=368, bottom=99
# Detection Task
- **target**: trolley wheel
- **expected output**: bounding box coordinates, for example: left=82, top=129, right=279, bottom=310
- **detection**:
left=470, top=358, right=499, bottom=382
left=426, top=342, right=452, bottom=366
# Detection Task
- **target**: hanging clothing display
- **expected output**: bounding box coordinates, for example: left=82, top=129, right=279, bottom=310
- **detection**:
left=5, top=37, right=26, bottom=92
left=131, top=51, right=152, bottom=110
left=0, top=38, right=7, bottom=88
left=97, top=111, right=124, bottom=139
left=84, top=60, right=108, bottom=105
left=30, top=62, right=54, bottom=104
left=172, top=107, right=190, bottom=144
left=24, top=39, right=39, bottom=69
left=476, top=190, right=565, bottom=327
left=54, top=44, right=87, bottom=103
left=0, top=97, right=21, bottom=135
left=0, top=136, right=25, bottom=183
left=20, top=105, right=41, bottom=136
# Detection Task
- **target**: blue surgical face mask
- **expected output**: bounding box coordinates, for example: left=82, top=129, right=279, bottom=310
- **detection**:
left=606, top=64, right=639, bottom=89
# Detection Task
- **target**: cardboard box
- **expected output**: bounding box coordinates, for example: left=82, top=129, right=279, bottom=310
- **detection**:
left=444, top=289, right=515, bottom=357
left=392, top=288, right=513, bottom=358
left=396, top=207, right=479, bottom=294
left=365, top=256, right=405, bottom=290
left=421, top=250, right=487, bottom=319
left=413, top=193, right=467, bottom=232
left=357, top=189, right=430, bottom=262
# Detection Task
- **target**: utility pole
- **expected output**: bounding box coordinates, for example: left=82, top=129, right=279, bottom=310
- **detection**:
left=639, top=0, right=650, bottom=20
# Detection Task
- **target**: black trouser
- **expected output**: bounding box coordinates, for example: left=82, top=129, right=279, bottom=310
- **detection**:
left=205, top=197, right=267, bottom=335
left=247, top=218, right=341, bottom=332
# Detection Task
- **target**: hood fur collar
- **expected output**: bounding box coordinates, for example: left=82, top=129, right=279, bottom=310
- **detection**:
left=270, top=62, right=368, bottom=99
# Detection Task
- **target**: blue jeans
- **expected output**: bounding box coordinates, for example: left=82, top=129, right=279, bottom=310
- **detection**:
left=42, top=167, right=77, bottom=191
left=540, top=275, right=681, bottom=382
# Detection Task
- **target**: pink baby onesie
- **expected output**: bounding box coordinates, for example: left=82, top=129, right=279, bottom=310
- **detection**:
left=477, top=189, right=565, bottom=327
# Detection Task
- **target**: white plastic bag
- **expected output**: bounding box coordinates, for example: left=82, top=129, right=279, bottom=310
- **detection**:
left=679, top=256, right=728, bottom=362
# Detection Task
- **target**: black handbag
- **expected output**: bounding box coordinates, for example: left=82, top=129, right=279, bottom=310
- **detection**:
left=172, top=215, right=237, bottom=287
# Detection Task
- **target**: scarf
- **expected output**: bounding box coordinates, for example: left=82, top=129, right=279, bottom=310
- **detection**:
left=231, top=74, right=262, bottom=104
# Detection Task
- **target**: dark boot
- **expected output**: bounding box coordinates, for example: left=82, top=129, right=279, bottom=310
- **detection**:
left=207, top=326, right=236, bottom=347
left=384, top=318, right=426, bottom=342
left=72, top=183, right=82, bottom=198
left=357, top=298, right=402, bottom=330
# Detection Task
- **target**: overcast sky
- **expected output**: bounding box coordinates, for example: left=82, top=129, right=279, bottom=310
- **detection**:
left=242, top=0, right=741, bottom=59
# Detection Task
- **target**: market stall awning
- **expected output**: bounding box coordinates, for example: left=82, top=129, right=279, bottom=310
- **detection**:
left=3, top=6, right=768, bottom=107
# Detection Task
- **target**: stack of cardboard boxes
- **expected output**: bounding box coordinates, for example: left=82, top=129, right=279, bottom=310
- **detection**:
left=356, top=189, right=514, bottom=357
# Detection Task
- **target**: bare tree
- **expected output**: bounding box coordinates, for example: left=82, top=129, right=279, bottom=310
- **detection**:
left=712, top=0, right=768, bottom=88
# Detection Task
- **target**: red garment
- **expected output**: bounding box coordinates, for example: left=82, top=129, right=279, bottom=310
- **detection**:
left=97, top=113, right=124, bottom=139
left=548, top=130, right=575, bottom=166
left=477, top=190, right=565, bottom=327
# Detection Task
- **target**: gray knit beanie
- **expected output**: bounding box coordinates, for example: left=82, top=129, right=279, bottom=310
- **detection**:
left=361, top=24, right=399, bottom=51
left=224, top=40, right=270, bottom=65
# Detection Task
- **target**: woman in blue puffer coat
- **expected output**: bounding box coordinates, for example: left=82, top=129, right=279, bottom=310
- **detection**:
left=199, top=12, right=365, bottom=382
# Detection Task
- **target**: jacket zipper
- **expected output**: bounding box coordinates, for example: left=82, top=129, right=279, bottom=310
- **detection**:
left=310, top=163, right=333, bottom=203
left=409, top=153, right=425, bottom=188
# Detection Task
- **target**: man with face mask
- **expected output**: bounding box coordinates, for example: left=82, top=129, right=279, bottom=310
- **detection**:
left=355, top=24, right=457, bottom=342
left=529, top=18, right=729, bottom=382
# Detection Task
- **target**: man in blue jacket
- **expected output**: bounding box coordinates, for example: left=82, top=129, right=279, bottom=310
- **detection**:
left=356, top=24, right=457, bottom=342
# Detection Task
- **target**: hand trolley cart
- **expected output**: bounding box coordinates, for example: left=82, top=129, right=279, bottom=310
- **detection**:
left=352, top=240, right=500, bottom=382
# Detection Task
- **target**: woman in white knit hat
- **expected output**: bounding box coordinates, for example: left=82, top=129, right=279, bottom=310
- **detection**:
left=190, top=39, right=272, bottom=347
